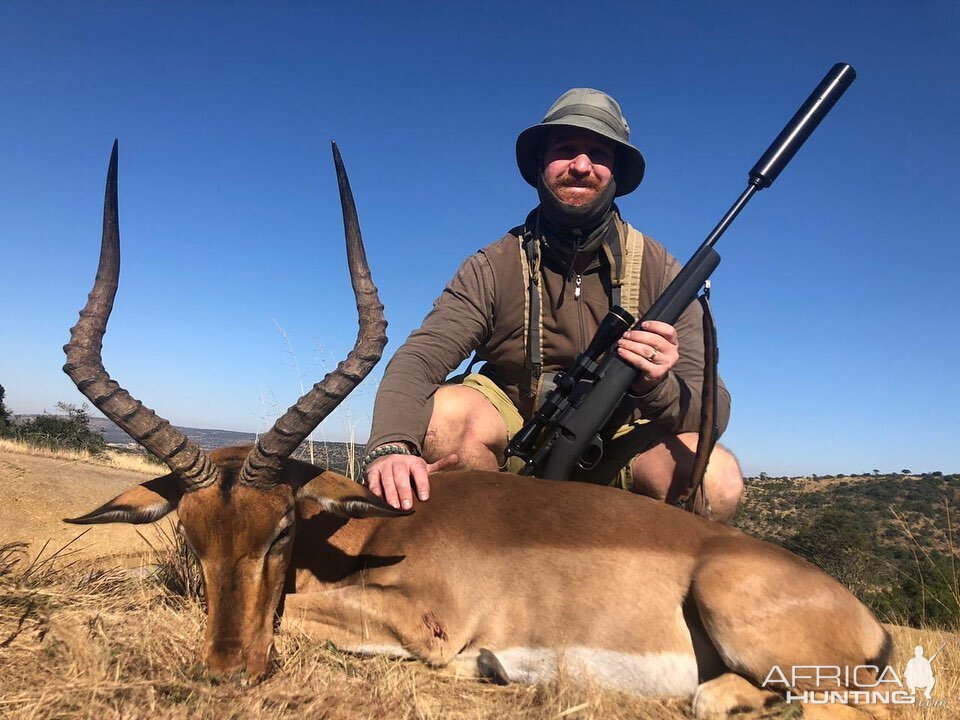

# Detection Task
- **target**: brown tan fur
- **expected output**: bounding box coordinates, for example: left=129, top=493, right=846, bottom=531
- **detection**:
left=70, top=444, right=893, bottom=718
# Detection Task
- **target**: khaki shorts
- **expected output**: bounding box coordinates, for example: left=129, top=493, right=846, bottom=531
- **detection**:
left=460, top=372, right=668, bottom=490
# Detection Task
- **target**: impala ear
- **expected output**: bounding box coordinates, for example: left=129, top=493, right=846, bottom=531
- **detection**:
left=64, top=475, right=183, bottom=524
left=297, top=471, right=413, bottom=519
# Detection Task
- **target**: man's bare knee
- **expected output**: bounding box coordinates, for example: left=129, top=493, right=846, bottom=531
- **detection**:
left=672, top=434, right=743, bottom=522
left=629, top=433, right=743, bottom=522
left=696, top=444, right=743, bottom=523
left=423, top=385, right=507, bottom=468
left=628, top=441, right=677, bottom=502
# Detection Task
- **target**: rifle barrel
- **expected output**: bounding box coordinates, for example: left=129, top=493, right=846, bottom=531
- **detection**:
left=749, top=63, right=856, bottom=188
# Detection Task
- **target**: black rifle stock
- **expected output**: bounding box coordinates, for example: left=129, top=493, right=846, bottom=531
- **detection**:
left=504, top=63, right=857, bottom=480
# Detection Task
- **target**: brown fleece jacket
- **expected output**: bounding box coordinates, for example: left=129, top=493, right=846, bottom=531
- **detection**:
left=367, top=217, right=730, bottom=454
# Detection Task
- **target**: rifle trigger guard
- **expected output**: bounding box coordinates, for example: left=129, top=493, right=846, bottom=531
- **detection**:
left=577, top=433, right=604, bottom=471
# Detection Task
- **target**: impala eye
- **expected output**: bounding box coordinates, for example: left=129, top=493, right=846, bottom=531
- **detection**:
left=270, top=525, right=293, bottom=551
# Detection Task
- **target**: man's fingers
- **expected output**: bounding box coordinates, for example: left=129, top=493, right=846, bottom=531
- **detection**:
left=410, top=464, right=432, bottom=502
left=427, top=453, right=459, bottom=473
left=618, top=337, right=660, bottom=365
left=621, top=329, right=675, bottom=351
left=366, top=468, right=384, bottom=497
left=364, top=453, right=458, bottom=510
left=639, top=320, right=678, bottom=343
left=379, top=464, right=402, bottom=509
left=394, top=470, right=415, bottom=510
left=618, top=345, right=656, bottom=368
left=364, top=454, right=441, bottom=509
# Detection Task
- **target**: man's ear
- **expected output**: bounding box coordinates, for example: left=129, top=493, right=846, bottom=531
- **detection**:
left=64, top=475, right=183, bottom=524
left=297, top=471, right=413, bottom=520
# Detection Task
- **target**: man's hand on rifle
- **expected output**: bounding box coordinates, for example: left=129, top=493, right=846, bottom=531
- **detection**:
left=365, top=446, right=459, bottom=510
left=617, top=320, right=680, bottom=395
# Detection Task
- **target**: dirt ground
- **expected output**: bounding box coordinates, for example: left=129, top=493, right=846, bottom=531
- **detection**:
left=0, top=448, right=170, bottom=560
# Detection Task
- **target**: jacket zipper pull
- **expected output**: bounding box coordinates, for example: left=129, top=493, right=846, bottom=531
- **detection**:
left=574, top=274, right=582, bottom=299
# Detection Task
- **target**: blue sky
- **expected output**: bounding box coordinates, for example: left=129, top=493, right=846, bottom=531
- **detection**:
left=1, top=2, right=957, bottom=476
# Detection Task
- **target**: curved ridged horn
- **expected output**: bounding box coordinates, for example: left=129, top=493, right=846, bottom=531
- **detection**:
left=239, top=142, right=387, bottom=485
left=63, top=141, right=221, bottom=491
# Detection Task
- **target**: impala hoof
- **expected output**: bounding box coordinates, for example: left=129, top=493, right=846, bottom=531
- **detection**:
left=477, top=648, right=511, bottom=685
left=692, top=673, right=781, bottom=719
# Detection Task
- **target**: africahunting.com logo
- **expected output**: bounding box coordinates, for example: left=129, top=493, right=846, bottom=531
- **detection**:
left=761, top=644, right=947, bottom=707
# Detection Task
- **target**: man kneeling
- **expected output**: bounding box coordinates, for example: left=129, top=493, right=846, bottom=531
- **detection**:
left=364, top=88, right=743, bottom=522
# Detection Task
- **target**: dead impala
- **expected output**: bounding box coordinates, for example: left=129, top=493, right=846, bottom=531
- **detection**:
left=65, top=142, right=892, bottom=719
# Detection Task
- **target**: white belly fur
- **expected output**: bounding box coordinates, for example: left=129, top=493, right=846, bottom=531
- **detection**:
left=491, top=647, right=700, bottom=696
left=328, top=641, right=698, bottom=695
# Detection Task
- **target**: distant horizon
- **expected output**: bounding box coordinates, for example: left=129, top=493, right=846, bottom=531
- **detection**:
left=8, top=409, right=957, bottom=479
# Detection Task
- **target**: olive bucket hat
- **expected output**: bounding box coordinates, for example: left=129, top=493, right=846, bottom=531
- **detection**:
left=516, top=88, right=645, bottom=197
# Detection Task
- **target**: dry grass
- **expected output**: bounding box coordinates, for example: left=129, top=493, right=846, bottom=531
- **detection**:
left=0, top=546, right=683, bottom=720
left=2, top=445, right=956, bottom=718
left=0, top=536, right=698, bottom=720
left=2, top=537, right=957, bottom=720
left=0, top=438, right=162, bottom=475
left=886, top=625, right=958, bottom=719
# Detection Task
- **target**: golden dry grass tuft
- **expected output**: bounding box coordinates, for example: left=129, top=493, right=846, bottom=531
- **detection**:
left=2, top=446, right=957, bottom=719
left=1, top=536, right=956, bottom=720
left=0, top=438, right=161, bottom=475
left=0, top=536, right=700, bottom=720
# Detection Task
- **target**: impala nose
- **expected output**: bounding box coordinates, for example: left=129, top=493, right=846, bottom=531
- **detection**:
left=203, top=639, right=272, bottom=685
left=203, top=641, right=245, bottom=682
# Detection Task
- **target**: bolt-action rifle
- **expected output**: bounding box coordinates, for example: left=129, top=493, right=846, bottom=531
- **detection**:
left=504, top=63, right=857, bottom=482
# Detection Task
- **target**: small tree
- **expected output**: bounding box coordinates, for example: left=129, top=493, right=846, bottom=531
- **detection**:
left=782, top=508, right=878, bottom=596
left=0, top=384, right=10, bottom=430
left=9, top=402, right=106, bottom=454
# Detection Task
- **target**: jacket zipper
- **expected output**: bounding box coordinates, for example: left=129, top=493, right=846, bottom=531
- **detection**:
left=575, top=274, right=585, bottom=352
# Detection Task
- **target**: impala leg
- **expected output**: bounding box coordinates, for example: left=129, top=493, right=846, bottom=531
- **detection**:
left=434, top=648, right=511, bottom=684
left=689, top=537, right=893, bottom=718
left=281, top=589, right=405, bottom=657
left=693, top=677, right=887, bottom=720
left=281, top=586, right=472, bottom=670
left=477, top=648, right=511, bottom=684
left=692, top=673, right=781, bottom=719
left=801, top=705, right=895, bottom=720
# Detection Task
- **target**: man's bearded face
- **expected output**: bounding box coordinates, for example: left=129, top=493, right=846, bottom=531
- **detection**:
left=541, top=128, right=616, bottom=206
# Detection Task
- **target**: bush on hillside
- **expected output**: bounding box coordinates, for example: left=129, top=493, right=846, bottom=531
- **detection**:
left=5, top=402, right=107, bottom=455
left=0, top=384, right=10, bottom=429
left=739, top=476, right=960, bottom=629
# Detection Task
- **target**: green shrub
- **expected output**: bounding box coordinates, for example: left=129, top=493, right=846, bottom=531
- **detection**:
left=0, top=384, right=10, bottom=429
left=6, top=402, right=106, bottom=455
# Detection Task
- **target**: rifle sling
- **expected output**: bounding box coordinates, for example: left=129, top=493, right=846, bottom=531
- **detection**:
left=678, top=291, right=719, bottom=513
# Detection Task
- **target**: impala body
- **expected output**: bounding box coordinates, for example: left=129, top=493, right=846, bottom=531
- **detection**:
left=65, top=143, right=892, bottom=719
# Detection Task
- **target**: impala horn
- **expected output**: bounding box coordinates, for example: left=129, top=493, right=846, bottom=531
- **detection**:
left=238, top=142, right=387, bottom=485
left=63, top=141, right=222, bottom=491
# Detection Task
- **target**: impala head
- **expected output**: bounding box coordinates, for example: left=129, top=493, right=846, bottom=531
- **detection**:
left=62, top=141, right=406, bottom=682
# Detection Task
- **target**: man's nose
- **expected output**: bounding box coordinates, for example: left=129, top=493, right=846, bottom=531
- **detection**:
left=569, top=153, right=593, bottom=175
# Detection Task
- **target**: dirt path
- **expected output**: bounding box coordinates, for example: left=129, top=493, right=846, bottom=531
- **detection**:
left=0, top=449, right=175, bottom=560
